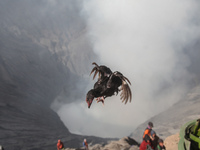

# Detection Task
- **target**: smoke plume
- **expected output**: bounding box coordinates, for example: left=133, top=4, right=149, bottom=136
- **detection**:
left=57, top=0, right=200, bottom=138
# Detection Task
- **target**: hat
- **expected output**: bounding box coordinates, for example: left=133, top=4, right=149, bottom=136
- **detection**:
left=158, top=139, right=163, bottom=143
left=148, top=122, right=153, bottom=127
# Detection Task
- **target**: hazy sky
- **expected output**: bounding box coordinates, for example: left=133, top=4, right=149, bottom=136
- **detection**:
left=57, top=0, right=200, bottom=138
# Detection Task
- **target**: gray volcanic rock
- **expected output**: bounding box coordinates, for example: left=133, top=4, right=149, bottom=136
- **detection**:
left=130, top=85, right=200, bottom=143
left=0, top=1, right=106, bottom=150
left=82, top=137, right=139, bottom=150
left=101, top=137, right=139, bottom=150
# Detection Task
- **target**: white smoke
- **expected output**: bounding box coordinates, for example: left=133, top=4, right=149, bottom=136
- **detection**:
left=58, top=0, right=200, bottom=138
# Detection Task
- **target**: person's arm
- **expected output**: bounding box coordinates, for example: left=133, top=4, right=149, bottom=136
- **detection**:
left=149, top=136, right=153, bottom=141
left=57, top=144, right=60, bottom=150
left=86, top=142, right=88, bottom=148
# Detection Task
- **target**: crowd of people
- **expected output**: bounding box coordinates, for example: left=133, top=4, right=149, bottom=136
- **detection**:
left=140, top=122, right=166, bottom=150
left=57, top=122, right=165, bottom=150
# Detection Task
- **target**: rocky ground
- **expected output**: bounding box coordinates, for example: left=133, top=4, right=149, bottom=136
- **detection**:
left=64, top=133, right=179, bottom=150
left=164, top=133, right=179, bottom=150
left=64, top=136, right=139, bottom=150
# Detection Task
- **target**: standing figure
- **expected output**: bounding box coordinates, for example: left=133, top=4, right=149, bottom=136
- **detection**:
left=57, top=139, right=64, bottom=150
left=143, top=122, right=154, bottom=140
left=83, top=139, right=89, bottom=150
left=150, top=130, right=159, bottom=150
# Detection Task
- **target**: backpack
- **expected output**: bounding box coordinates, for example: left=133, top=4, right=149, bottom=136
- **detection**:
left=143, top=128, right=151, bottom=139
left=193, top=119, right=200, bottom=137
left=190, top=119, right=200, bottom=149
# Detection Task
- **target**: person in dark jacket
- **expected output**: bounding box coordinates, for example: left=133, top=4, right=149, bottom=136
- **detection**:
left=155, top=139, right=166, bottom=150
left=150, top=130, right=159, bottom=150
left=140, top=134, right=153, bottom=150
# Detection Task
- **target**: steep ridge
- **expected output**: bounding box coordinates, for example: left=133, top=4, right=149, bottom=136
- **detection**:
left=0, top=34, right=70, bottom=149
left=0, top=1, right=106, bottom=149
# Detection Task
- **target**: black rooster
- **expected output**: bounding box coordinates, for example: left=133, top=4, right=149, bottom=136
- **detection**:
left=86, top=62, right=132, bottom=108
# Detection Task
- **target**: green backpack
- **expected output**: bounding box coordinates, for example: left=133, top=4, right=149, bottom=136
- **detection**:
left=190, top=119, right=200, bottom=149
left=192, top=119, right=200, bottom=137
left=157, top=145, right=161, bottom=150
left=156, top=145, right=166, bottom=150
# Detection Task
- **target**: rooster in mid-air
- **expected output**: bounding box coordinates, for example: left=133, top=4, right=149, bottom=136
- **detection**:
left=86, top=62, right=132, bottom=108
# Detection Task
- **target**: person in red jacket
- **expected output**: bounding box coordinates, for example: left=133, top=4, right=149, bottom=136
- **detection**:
left=57, top=139, right=64, bottom=150
left=140, top=134, right=152, bottom=150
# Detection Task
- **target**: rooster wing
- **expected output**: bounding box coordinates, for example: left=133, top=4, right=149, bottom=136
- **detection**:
left=90, top=62, right=112, bottom=82
left=113, top=71, right=132, bottom=104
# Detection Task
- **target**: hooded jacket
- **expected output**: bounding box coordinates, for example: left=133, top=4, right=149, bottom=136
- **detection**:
left=140, top=135, right=152, bottom=150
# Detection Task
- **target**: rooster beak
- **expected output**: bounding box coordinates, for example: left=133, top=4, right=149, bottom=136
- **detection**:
left=86, top=98, right=91, bottom=109
left=87, top=101, right=91, bottom=109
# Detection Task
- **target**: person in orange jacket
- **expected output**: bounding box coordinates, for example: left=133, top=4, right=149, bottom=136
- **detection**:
left=143, top=122, right=154, bottom=140
left=57, top=139, right=64, bottom=150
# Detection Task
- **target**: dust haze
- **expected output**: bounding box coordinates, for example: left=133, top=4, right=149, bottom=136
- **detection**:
left=57, top=0, right=200, bottom=138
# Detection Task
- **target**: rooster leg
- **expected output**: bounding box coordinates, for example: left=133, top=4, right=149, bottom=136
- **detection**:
left=96, top=96, right=104, bottom=103
left=97, top=96, right=105, bottom=106
left=95, top=97, right=101, bottom=102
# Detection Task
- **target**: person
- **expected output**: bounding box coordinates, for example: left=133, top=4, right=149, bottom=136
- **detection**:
left=140, top=134, right=152, bottom=150
left=57, top=139, right=64, bottom=150
left=0, top=145, right=4, bottom=150
left=83, top=139, right=89, bottom=150
left=150, top=130, right=159, bottom=150
left=143, top=122, right=154, bottom=140
left=155, top=139, right=166, bottom=150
